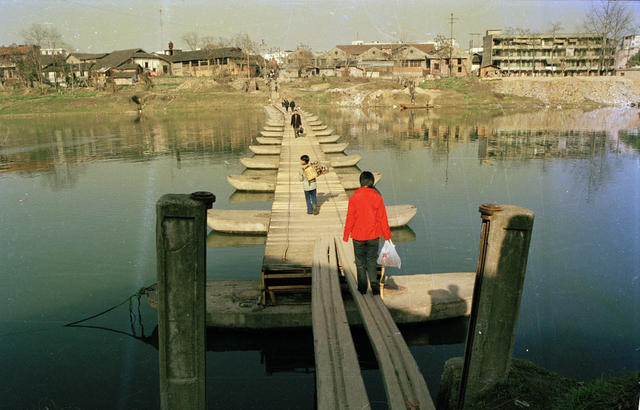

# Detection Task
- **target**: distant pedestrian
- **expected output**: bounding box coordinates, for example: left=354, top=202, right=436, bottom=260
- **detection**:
left=299, top=154, right=318, bottom=215
left=289, top=99, right=295, bottom=112
left=291, top=108, right=302, bottom=138
left=343, top=171, right=391, bottom=295
left=275, top=82, right=278, bottom=92
left=283, top=98, right=289, bottom=112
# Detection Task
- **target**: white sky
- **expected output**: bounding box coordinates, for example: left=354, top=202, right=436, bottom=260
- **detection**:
left=1, top=0, right=638, bottom=53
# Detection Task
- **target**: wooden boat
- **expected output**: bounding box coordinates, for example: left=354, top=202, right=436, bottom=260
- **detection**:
left=260, top=131, right=283, bottom=137
left=320, top=142, right=348, bottom=153
left=227, top=172, right=380, bottom=191
left=207, top=209, right=271, bottom=234
left=400, top=104, right=434, bottom=110
left=240, top=157, right=279, bottom=169
left=228, top=191, right=274, bottom=204
left=330, top=154, right=361, bottom=167
left=341, top=172, right=381, bottom=189
left=241, top=155, right=359, bottom=169
left=314, top=128, right=334, bottom=136
left=144, top=272, right=475, bottom=328
left=227, top=174, right=276, bottom=192
left=255, top=137, right=281, bottom=145
left=249, top=145, right=280, bottom=155
left=317, top=135, right=340, bottom=144
left=311, top=124, right=328, bottom=131
left=207, top=205, right=417, bottom=234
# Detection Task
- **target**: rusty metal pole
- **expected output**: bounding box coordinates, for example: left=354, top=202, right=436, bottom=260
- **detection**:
left=458, top=204, right=534, bottom=408
left=157, top=191, right=215, bottom=410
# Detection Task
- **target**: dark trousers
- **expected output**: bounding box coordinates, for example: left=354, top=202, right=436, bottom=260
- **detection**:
left=353, top=239, right=379, bottom=292
left=304, top=189, right=317, bottom=213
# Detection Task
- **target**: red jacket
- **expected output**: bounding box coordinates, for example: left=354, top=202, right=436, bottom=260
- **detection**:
left=343, top=187, right=391, bottom=242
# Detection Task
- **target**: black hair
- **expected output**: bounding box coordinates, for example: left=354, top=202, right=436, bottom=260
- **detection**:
left=359, top=171, right=374, bottom=188
left=300, top=154, right=310, bottom=164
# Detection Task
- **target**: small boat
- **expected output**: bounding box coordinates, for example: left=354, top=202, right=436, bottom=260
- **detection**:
left=241, top=155, right=359, bottom=169
left=331, top=154, right=361, bottom=167
left=249, top=145, right=281, bottom=155
left=255, top=137, right=281, bottom=145
left=317, top=135, right=340, bottom=144
left=207, top=209, right=271, bottom=234
left=207, top=205, right=417, bottom=234
left=341, top=172, right=381, bottom=189
left=400, top=104, right=434, bottom=110
left=260, top=131, right=283, bottom=137
left=227, top=174, right=276, bottom=192
left=240, top=157, right=279, bottom=169
left=144, top=272, right=475, bottom=328
left=226, top=172, right=381, bottom=191
left=320, top=142, right=348, bottom=153
left=314, top=128, right=334, bottom=136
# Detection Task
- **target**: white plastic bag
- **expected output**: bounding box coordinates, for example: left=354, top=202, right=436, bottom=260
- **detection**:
left=377, top=239, right=401, bottom=269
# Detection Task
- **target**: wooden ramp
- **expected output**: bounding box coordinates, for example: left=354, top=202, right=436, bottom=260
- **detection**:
left=260, top=106, right=350, bottom=302
left=335, top=237, right=435, bottom=410
left=312, top=236, right=369, bottom=410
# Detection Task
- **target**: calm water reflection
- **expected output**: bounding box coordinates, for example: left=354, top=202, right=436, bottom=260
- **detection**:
left=0, top=106, right=638, bottom=408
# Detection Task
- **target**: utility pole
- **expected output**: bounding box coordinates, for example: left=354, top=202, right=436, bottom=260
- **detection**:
left=159, top=8, right=164, bottom=52
left=448, top=13, right=458, bottom=77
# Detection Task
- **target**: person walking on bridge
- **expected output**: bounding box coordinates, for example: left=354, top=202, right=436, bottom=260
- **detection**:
left=343, top=171, right=391, bottom=295
left=299, top=154, right=318, bottom=215
left=291, top=108, right=302, bottom=138
left=289, top=99, right=295, bottom=112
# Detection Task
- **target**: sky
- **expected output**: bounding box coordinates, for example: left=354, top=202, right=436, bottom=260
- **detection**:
left=1, top=0, right=638, bottom=53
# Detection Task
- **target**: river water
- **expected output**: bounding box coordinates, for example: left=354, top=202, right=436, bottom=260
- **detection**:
left=1, top=106, right=638, bottom=409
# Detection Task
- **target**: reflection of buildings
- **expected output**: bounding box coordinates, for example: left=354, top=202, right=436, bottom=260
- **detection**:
left=314, top=106, right=639, bottom=162
left=0, top=110, right=264, bottom=188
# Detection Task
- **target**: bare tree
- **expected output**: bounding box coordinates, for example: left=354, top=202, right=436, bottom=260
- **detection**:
left=292, top=44, right=314, bottom=77
left=233, top=33, right=257, bottom=79
left=22, top=24, right=67, bottom=50
left=181, top=32, right=200, bottom=50
left=434, top=34, right=453, bottom=77
left=584, top=0, right=637, bottom=74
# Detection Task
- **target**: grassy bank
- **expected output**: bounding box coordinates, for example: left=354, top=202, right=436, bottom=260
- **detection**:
left=440, top=357, right=639, bottom=410
left=0, top=75, right=620, bottom=116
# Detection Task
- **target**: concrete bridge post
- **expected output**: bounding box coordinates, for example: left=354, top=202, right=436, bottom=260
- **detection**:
left=458, top=204, right=534, bottom=408
left=156, top=191, right=215, bottom=410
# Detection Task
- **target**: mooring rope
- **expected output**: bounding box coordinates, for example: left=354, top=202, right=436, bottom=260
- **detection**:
left=64, top=285, right=154, bottom=327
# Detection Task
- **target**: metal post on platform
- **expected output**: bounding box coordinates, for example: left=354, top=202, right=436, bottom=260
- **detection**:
left=156, top=191, right=215, bottom=410
left=457, top=204, right=534, bottom=408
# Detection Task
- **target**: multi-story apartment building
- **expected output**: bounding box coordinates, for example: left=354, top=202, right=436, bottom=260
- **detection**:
left=617, top=34, right=640, bottom=68
left=482, top=30, right=616, bottom=76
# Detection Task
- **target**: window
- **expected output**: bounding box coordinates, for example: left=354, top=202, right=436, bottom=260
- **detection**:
left=434, top=62, right=440, bottom=70
left=145, top=62, right=149, bottom=68
left=458, top=66, right=462, bottom=72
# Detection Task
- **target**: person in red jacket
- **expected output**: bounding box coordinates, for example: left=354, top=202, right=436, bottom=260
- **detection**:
left=343, top=171, right=391, bottom=294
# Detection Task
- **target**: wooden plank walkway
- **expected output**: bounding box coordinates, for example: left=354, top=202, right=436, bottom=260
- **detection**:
left=312, top=236, right=369, bottom=410
left=261, top=106, right=350, bottom=298
left=335, top=237, right=436, bottom=410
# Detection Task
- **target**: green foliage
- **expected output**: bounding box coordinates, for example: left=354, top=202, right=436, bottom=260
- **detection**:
left=419, top=77, right=473, bottom=90
left=627, top=51, right=640, bottom=68
left=554, top=371, right=639, bottom=410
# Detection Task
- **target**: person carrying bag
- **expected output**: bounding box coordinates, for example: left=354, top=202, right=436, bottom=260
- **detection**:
left=342, top=171, right=391, bottom=295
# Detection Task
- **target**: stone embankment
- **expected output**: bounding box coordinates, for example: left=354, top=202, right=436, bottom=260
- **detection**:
left=490, top=77, right=640, bottom=106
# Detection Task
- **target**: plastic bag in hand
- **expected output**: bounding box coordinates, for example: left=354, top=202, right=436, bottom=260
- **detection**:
left=377, top=239, right=401, bottom=269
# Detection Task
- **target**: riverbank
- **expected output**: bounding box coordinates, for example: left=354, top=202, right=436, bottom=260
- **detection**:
left=1, top=76, right=639, bottom=116
left=438, top=357, right=639, bottom=410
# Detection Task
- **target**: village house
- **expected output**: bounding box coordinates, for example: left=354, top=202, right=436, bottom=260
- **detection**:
left=169, top=47, right=261, bottom=77
left=617, top=34, right=640, bottom=69
left=316, top=42, right=469, bottom=79
left=91, top=48, right=170, bottom=85
left=280, top=47, right=316, bottom=78
left=0, top=45, right=40, bottom=85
